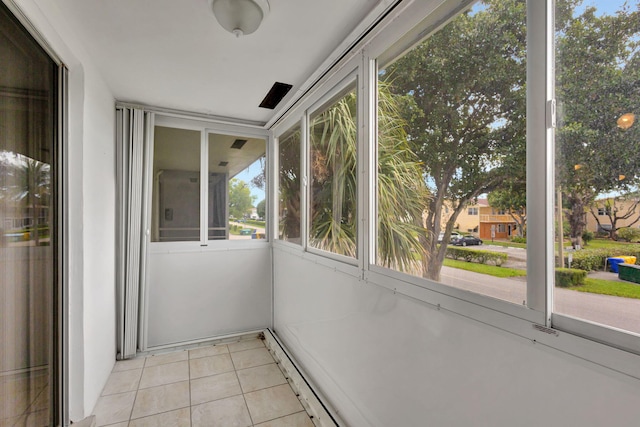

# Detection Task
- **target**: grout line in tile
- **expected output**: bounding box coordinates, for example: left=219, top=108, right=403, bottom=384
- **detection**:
left=231, top=355, right=255, bottom=427
left=188, top=354, right=192, bottom=427
left=125, top=356, right=145, bottom=426
left=129, top=405, right=192, bottom=423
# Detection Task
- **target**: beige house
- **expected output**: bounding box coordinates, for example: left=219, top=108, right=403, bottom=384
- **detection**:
left=586, top=196, right=640, bottom=233
left=443, top=198, right=520, bottom=240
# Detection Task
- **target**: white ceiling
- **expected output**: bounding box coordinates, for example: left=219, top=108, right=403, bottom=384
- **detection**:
left=52, top=0, right=386, bottom=126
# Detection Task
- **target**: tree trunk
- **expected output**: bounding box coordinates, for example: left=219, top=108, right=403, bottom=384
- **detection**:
left=566, top=193, right=590, bottom=248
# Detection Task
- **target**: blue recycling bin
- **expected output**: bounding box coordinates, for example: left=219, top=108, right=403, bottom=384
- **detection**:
left=607, top=257, right=625, bottom=273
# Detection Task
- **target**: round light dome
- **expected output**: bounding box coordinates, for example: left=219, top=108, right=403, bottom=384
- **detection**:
left=211, top=0, right=270, bottom=37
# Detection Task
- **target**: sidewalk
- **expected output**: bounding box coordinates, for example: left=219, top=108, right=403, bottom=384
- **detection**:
left=439, top=266, right=640, bottom=334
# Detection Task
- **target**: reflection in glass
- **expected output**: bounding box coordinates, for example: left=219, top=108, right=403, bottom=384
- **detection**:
left=1, top=2, right=56, bottom=424
left=376, top=0, right=528, bottom=306
left=152, top=126, right=201, bottom=242
left=309, top=84, right=358, bottom=258
left=278, top=125, right=302, bottom=244
left=555, top=0, right=640, bottom=334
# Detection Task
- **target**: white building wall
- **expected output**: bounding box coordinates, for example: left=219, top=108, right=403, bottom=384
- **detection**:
left=10, top=0, right=117, bottom=420
left=274, top=247, right=640, bottom=427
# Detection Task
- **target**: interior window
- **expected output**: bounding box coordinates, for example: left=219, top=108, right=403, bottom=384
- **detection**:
left=151, top=126, right=201, bottom=242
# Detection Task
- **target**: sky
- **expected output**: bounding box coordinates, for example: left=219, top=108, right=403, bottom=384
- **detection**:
left=575, top=0, right=635, bottom=16
left=234, top=158, right=265, bottom=205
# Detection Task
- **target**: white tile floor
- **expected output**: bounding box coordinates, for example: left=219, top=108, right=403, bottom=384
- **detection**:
left=93, top=338, right=315, bottom=427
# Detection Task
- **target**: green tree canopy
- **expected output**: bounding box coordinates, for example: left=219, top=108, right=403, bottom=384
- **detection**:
left=228, top=178, right=255, bottom=219
left=256, top=199, right=266, bottom=219
left=383, top=0, right=527, bottom=280
left=556, top=2, right=640, bottom=245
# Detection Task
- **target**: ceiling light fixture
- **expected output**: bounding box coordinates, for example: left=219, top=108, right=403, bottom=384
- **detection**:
left=210, top=0, right=270, bottom=38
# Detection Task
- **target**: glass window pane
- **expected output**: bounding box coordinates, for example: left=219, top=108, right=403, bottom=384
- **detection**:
left=376, top=0, right=528, bottom=306
left=208, top=133, right=266, bottom=240
left=151, top=126, right=201, bottom=242
left=555, top=0, right=640, bottom=334
left=278, top=124, right=302, bottom=243
left=1, top=1, right=56, bottom=422
left=309, top=83, right=358, bottom=258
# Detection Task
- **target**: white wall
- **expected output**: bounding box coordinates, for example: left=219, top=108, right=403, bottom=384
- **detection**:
left=79, top=66, right=116, bottom=418
left=274, top=247, right=640, bottom=427
left=10, top=0, right=117, bottom=420
left=146, top=245, right=272, bottom=348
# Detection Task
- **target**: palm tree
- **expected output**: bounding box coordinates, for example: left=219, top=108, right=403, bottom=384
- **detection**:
left=16, top=156, right=50, bottom=245
left=292, top=82, right=429, bottom=269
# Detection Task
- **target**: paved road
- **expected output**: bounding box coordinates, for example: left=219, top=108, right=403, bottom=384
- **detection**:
left=439, top=266, right=640, bottom=334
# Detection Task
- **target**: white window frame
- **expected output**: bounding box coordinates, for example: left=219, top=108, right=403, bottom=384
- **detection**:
left=305, top=70, right=361, bottom=266
left=148, top=115, right=269, bottom=252
left=364, top=0, right=546, bottom=325
left=273, top=116, right=305, bottom=250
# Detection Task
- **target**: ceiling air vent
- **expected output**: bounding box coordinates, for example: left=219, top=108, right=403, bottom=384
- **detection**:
left=218, top=161, right=229, bottom=167
left=259, top=82, right=293, bottom=109
left=231, top=139, right=247, bottom=149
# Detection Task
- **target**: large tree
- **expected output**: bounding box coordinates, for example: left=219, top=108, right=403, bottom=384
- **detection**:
left=556, top=3, right=640, bottom=246
left=228, top=178, right=255, bottom=219
left=589, top=193, right=640, bottom=240
left=384, top=0, right=527, bottom=280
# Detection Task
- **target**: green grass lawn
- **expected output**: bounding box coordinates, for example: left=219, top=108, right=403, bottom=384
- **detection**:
left=243, top=219, right=265, bottom=227
left=443, top=259, right=527, bottom=278
left=586, top=239, right=640, bottom=249
left=568, top=278, right=640, bottom=300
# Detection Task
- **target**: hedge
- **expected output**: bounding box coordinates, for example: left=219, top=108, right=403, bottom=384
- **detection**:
left=555, top=268, right=587, bottom=287
left=445, top=247, right=507, bottom=266
left=566, top=246, right=640, bottom=271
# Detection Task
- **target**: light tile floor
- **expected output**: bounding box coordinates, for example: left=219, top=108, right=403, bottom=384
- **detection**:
left=93, top=339, right=315, bottom=427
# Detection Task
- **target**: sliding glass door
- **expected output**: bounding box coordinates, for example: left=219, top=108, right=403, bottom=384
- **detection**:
left=0, top=3, right=59, bottom=426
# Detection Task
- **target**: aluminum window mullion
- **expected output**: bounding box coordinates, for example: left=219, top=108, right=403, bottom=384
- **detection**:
left=201, top=131, right=208, bottom=245
left=138, top=112, right=154, bottom=352
left=359, top=49, right=380, bottom=274
left=301, top=114, right=309, bottom=251
left=364, top=53, right=378, bottom=270
left=526, top=0, right=554, bottom=322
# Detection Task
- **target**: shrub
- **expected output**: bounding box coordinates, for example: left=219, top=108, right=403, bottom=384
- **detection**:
left=568, top=246, right=640, bottom=271
left=555, top=268, right=587, bottom=287
left=511, top=236, right=526, bottom=244
left=581, top=231, right=594, bottom=245
left=617, top=227, right=640, bottom=243
left=445, top=247, right=507, bottom=266
left=569, top=248, right=610, bottom=271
